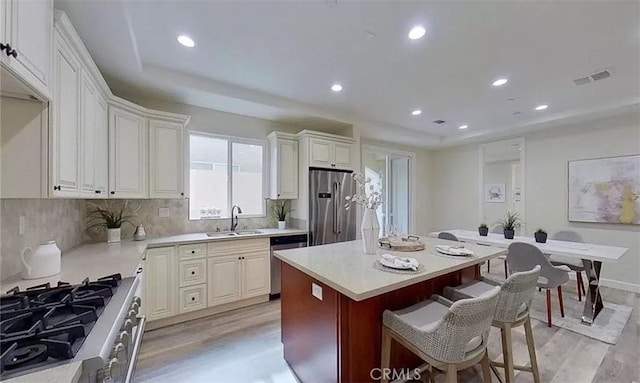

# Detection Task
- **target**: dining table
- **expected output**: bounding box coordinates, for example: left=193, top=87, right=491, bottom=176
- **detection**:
left=427, top=229, right=629, bottom=325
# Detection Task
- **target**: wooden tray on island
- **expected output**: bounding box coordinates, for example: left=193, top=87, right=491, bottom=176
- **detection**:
left=378, top=235, right=426, bottom=252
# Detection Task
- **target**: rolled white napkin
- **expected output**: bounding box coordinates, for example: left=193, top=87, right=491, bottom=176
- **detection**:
left=435, top=245, right=475, bottom=256
left=380, top=253, right=420, bottom=270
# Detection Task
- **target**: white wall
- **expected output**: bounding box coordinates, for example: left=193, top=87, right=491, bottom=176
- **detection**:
left=430, top=111, right=640, bottom=290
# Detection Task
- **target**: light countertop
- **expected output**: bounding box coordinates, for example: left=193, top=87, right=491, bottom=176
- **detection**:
left=427, top=229, right=628, bottom=263
left=1, top=228, right=307, bottom=292
left=273, top=236, right=506, bottom=301
left=3, top=362, right=82, bottom=383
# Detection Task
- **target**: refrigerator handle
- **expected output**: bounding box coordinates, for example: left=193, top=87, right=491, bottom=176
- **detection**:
left=335, top=182, right=342, bottom=234
left=333, top=181, right=340, bottom=234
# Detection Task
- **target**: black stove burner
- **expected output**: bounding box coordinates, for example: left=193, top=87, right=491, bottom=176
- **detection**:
left=0, top=274, right=122, bottom=377
left=4, top=344, right=48, bottom=369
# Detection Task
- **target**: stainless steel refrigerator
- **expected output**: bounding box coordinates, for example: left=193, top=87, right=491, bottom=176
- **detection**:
left=309, top=168, right=357, bottom=246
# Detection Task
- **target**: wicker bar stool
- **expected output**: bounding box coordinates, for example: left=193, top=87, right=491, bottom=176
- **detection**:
left=381, top=287, right=501, bottom=383
left=444, top=265, right=541, bottom=383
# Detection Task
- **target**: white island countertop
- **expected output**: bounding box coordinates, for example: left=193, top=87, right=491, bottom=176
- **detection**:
left=274, top=236, right=506, bottom=301
left=1, top=228, right=307, bottom=292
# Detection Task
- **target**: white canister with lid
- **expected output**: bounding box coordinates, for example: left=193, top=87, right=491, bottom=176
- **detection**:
left=21, top=240, right=61, bottom=279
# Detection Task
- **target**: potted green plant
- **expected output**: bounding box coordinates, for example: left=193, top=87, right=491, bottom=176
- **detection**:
left=478, top=223, right=489, bottom=237
left=271, top=199, right=293, bottom=230
left=86, top=201, right=138, bottom=243
left=498, top=211, right=521, bottom=239
left=535, top=228, right=547, bottom=243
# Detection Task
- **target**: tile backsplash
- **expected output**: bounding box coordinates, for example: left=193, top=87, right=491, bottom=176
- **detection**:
left=1, top=198, right=294, bottom=279
left=1, top=199, right=86, bottom=279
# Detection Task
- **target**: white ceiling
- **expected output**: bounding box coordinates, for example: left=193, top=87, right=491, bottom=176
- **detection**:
left=55, top=0, right=640, bottom=148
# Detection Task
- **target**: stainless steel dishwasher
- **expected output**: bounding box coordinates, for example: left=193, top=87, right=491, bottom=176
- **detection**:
left=270, top=234, right=308, bottom=298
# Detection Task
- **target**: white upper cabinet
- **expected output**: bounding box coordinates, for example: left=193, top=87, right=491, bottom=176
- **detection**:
left=80, top=73, right=108, bottom=198
left=305, top=135, right=355, bottom=171
left=268, top=132, right=298, bottom=199
left=149, top=119, right=184, bottom=199
left=109, top=106, right=148, bottom=199
left=50, top=31, right=80, bottom=197
left=0, top=0, right=52, bottom=99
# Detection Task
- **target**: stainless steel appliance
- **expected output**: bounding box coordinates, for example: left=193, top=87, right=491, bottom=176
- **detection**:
left=270, top=234, right=307, bottom=297
left=309, top=168, right=357, bottom=246
left=0, top=273, right=145, bottom=382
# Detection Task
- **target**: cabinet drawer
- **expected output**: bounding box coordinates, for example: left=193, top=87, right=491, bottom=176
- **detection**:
left=178, top=284, right=207, bottom=314
left=178, top=243, right=207, bottom=260
left=178, top=259, right=207, bottom=287
left=207, top=238, right=269, bottom=256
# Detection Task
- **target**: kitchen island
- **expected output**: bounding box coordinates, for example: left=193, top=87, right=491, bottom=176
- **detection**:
left=274, top=237, right=506, bottom=383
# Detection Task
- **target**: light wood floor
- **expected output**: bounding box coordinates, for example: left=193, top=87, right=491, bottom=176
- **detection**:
left=135, top=265, right=639, bottom=382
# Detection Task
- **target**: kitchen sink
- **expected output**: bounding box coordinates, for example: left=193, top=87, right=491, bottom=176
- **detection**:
left=206, top=230, right=263, bottom=238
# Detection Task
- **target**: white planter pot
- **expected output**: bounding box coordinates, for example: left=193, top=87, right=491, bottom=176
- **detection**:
left=361, top=208, right=380, bottom=254
left=278, top=221, right=286, bottom=230
left=107, top=228, right=121, bottom=243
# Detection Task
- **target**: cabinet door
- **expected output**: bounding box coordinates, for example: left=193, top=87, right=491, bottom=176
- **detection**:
left=241, top=252, right=270, bottom=298
left=333, top=143, right=354, bottom=170
left=50, top=33, right=80, bottom=197
left=276, top=139, right=298, bottom=199
left=145, top=247, right=177, bottom=322
left=94, top=95, right=108, bottom=196
left=80, top=73, right=97, bottom=196
left=309, top=138, right=333, bottom=168
left=2, top=0, right=52, bottom=97
left=207, top=256, right=241, bottom=307
left=109, top=107, right=147, bottom=198
left=149, top=119, right=183, bottom=198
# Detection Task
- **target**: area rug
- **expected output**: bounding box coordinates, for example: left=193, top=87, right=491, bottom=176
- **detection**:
left=528, top=290, right=632, bottom=345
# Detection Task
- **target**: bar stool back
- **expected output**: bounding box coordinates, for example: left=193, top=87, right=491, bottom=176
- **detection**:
left=444, top=266, right=541, bottom=383
left=381, top=287, right=500, bottom=383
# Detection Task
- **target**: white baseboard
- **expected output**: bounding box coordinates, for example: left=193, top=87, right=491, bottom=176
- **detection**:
left=599, top=278, right=640, bottom=293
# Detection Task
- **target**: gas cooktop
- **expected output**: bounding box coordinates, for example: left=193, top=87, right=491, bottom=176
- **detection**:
left=0, top=274, right=122, bottom=377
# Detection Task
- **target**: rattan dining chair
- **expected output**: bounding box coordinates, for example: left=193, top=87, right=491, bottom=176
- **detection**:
left=381, top=287, right=501, bottom=383
left=444, top=265, right=542, bottom=383
left=507, top=242, right=569, bottom=327
left=549, top=231, right=587, bottom=302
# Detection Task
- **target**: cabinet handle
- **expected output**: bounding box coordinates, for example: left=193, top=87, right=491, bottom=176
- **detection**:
left=53, top=185, right=61, bottom=191
left=95, top=190, right=101, bottom=194
left=181, top=192, right=184, bottom=196
left=0, top=43, right=8, bottom=53
left=277, top=193, right=280, bottom=197
left=9, top=49, right=17, bottom=58
left=136, top=267, right=143, bottom=274
left=191, top=297, right=195, bottom=301
left=191, top=250, right=195, bottom=254
left=110, top=191, right=115, bottom=195
left=191, top=271, right=195, bottom=275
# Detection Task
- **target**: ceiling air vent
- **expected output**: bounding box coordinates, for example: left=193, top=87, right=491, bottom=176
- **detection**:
left=573, top=76, right=592, bottom=86
left=591, top=70, right=611, bottom=81
left=432, top=119, right=446, bottom=124
left=573, top=69, right=612, bottom=86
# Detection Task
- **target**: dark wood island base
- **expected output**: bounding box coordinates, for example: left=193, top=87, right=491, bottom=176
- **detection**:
left=281, top=262, right=480, bottom=383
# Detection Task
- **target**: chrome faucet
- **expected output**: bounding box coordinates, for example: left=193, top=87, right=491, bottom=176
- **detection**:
left=230, top=205, right=242, bottom=231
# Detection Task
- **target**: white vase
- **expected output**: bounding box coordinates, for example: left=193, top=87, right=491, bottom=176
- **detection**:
left=278, top=221, right=286, bottom=230
left=107, top=227, right=121, bottom=243
left=361, top=208, right=380, bottom=254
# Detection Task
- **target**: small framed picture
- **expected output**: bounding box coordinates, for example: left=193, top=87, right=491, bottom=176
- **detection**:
left=485, top=183, right=506, bottom=203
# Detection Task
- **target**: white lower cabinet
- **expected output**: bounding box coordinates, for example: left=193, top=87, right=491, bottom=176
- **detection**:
left=144, top=247, right=177, bottom=322
left=241, top=252, right=271, bottom=298
left=207, top=255, right=242, bottom=307
left=179, top=285, right=207, bottom=314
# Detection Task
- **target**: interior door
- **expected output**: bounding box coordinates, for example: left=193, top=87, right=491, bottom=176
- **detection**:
left=389, top=156, right=410, bottom=234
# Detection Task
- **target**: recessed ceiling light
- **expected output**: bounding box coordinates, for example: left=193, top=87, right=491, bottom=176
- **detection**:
left=411, top=109, right=422, bottom=116
left=535, top=104, right=548, bottom=111
left=492, top=78, right=508, bottom=87
left=331, top=83, right=343, bottom=92
left=177, top=35, right=195, bottom=47
left=408, top=26, right=426, bottom=40
left=459, top=124, right=469, bottom=130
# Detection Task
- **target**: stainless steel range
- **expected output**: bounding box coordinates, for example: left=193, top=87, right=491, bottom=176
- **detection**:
left=0, top=273, right=145, bottom=382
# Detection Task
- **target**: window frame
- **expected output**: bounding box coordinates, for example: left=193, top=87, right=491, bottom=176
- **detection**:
left=188, top=131, right=268, bottom=220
